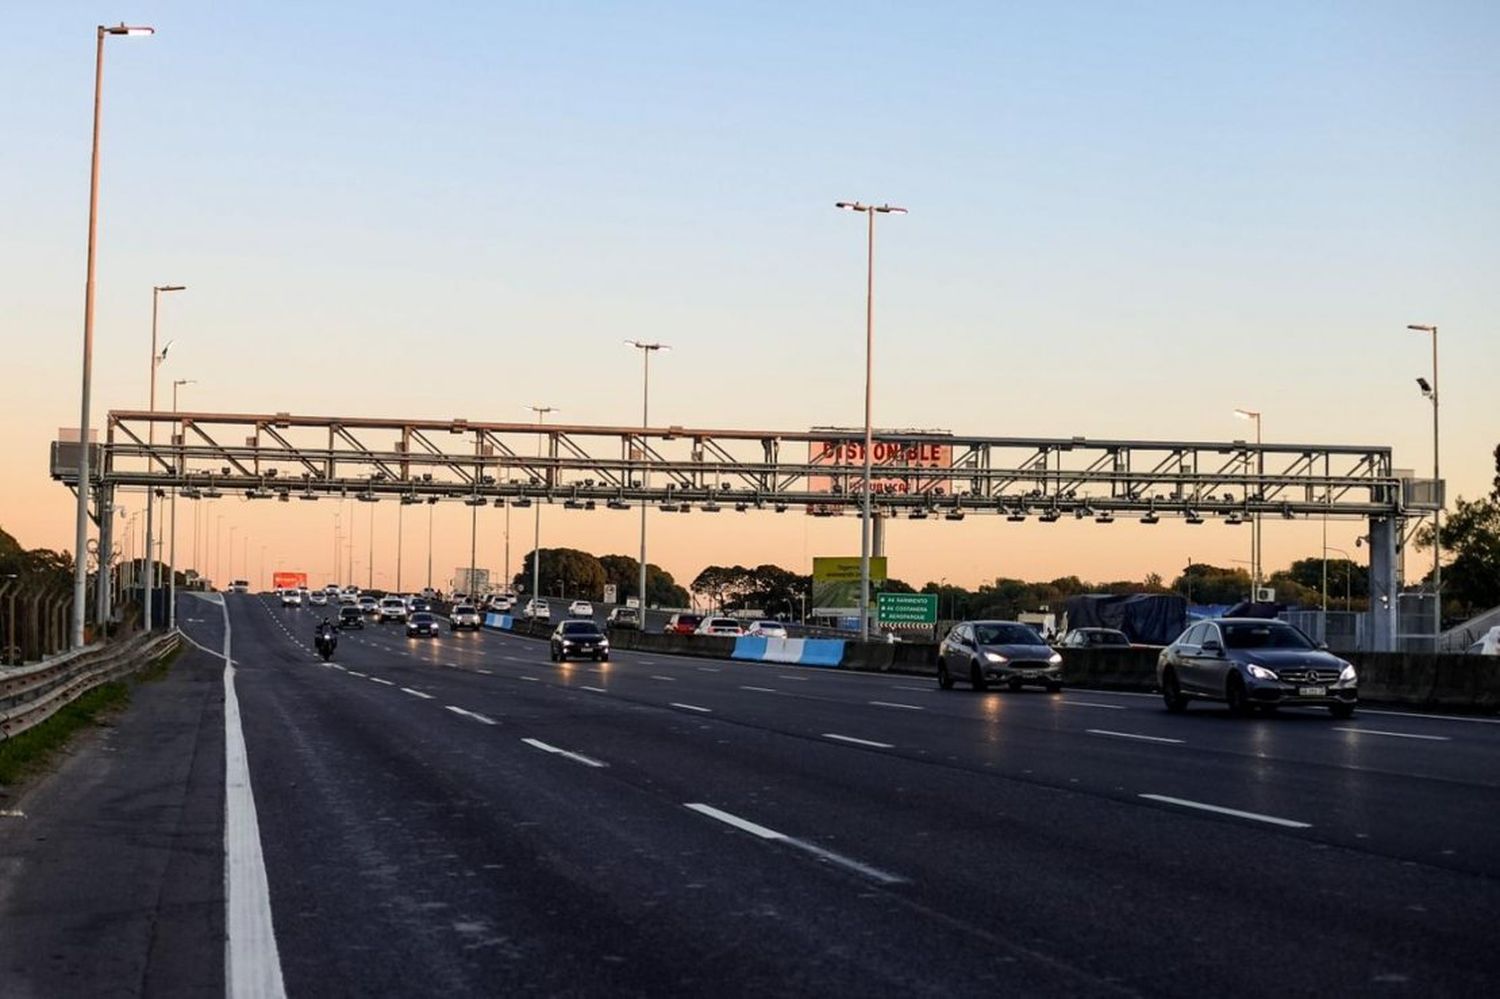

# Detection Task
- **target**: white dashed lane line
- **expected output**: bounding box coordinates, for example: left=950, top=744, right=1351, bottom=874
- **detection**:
left=822, top=733, right=894, bottom=749
left=444, top=705, right=499, bottom=726
left=685, top=803, right=907, bottom=885
left=868, top=701, right=922, bottom=711
left=670, top=702, right=713, bottom=714
left=1139, top=794, right=1311, bottom=830
left=521, top=738, right=607, bottom=768
left=1332, top=727, right=1451, bottom=742
left=400, top=687, right=434, bottom=699
left=1087, top=729, right=1183, bottom=745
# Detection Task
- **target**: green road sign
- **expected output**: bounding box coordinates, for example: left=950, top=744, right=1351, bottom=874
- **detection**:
left=877, top=592, right=937, bottom=625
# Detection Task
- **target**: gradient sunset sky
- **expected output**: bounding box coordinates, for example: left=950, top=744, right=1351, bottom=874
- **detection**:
left=3, top=2, right=1496, bottom=593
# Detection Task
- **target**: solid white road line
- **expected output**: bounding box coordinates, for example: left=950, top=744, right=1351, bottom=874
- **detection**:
left=580, top=685, right=607, bottom=693
left=868, top=700, right=923, bottom=711
left=1139, top=793, right=1311, bottom=830
left=1333, top=727, right=1451, bottom=742
left=685, top=803, right=907, bottom=885
left=1359, top=707, right=1500, bottom=726
left=671, top=702, right=713, bottom=713
left=822, top=733, right=894, bottom=749
left=210, top=596, right=288, bottom=998
left=1060, top=700, right=1128, bottom=710
left=740, top=685, right=777, bottom=693
left=444, top=705, right=498, bottom=725
left=400, top=687, right=434, bottom=699
left=1087, top=729, right=1184, bottom=745
left=522, top=738, right=606, bottom=768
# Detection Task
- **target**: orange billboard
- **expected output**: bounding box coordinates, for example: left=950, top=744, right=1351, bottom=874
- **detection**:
left=272, top=571, right=308, bottom=591
left=808, top=439, right=953, bottom=497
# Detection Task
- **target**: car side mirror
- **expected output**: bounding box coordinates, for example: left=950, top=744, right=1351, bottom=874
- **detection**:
left=1201, top=639, right=1223, bottom=656
left=1317, top=642, right=1329, bottom=650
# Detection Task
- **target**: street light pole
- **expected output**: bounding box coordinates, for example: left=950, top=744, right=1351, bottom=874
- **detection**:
left=1233, top=408, right=1262, bottom=597
left=626, top=341, right=669, bottom=613
left=71, top=23, right=155, bottom=648
left=1326, top=546, right=1354, bottom=607
left=167, top=377, right=192, bottom=628
left=837, top=200, right=906, bottom=642
left=143, top=283, right=185, bottom=633
left=1407, top=324, right=1441, bottom=644
left=426, top=501, right=434, bottom=591
left=526, top=405, right=556, bottom=608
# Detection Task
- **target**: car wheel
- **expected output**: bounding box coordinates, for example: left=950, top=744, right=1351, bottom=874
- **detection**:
left=1225, top=674, right=1250, bottom=717
left=937, top=662, right=953, bottom=690
left=1329, top=701, right=1355, bottom=720
left=1161, top=669, right=1188, bottom=712
left=970, top=661, right=987, bottom=692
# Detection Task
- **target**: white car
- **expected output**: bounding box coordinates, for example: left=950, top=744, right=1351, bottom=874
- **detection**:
left=308, top=591, right=328, bottom=607
left=449, top=605, right=482, bottom=631
left=378, top=597, right=408, bottom=623
left=279, top=589, right=302, bottom=607
left=489, top=594, right=515, bottom=612
left=745, top=620, right=788, bottom=639
left=695, top=617, right=745, bottom=637
left=568, top=600, right=594, bottom=618
left=523, top=599, right=551, bottom=623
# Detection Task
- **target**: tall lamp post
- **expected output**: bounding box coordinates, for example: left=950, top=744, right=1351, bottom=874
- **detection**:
left=836, top=200, right=906, bottom=641
left=1325, top=545, right=1354, bottom=607
left=526, top=405, right=556, bottom=606
left=1407, top=323, right=1441, bottom=644
left=143, top=283, right=185, bottom=632
left=626, top=341, right=669, bottom=614
left=167, top=378, right=193, bottom=628
left=1233, top=408, right=1262, bottom=597
left=71, top=23, right=155, bottom=648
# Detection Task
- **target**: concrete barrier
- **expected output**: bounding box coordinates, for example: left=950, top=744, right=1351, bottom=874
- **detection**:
left=731, top=636, right=846, bottom=667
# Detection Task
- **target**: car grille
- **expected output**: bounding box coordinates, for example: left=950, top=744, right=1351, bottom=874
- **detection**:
left=1274, top=668, right=1340, bottom=683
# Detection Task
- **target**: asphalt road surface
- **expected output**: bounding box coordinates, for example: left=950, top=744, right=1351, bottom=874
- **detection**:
left=4, top=592, right=1499, bottom=997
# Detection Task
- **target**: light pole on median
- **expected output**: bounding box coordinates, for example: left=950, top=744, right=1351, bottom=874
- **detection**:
left=1407, top=323, right=1441, bottom=644
left=167, top=378, right=193, bottom=628
left=71, top=23, right=155, bottom=647
left=626, top=340, right=670, bottom=615
left=1233, top=408, right=1262, bottom=597
left=1326, top=546, right=1354, bottom=607
left=525, top=405, right=556, bottom=607
left=142, top=283, right=185, bottom=633
left=836, top=200, right=906, bottom=641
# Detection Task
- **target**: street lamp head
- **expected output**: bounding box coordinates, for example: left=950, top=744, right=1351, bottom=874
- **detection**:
left=173, top=378, right=195, bottom=387
left=1416, top=376, right=1433, bottom=396
left=1406, top=324, right=1436, bottom=333
left=1233, top=408, right=1259, bottom=421
left=873, top=204, right=908, bottom=214
left=104, top=24, right=155, bottom=36
left=835, top=201, right=864, bottom=211
left=624, top=340, right=670, bottom=352
left=155, top=284, right=186, bottom=293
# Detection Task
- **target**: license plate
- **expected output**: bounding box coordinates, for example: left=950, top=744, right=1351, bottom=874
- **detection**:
left=1298, top=686, right=1327, bottom=697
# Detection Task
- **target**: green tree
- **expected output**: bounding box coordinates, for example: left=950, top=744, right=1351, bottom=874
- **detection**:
left=513, top=548, right=606, bottom=600
left=1277, top=557, right=1368, bottom=600
left=1171, top=563, right=1251, bottom=604
left=1415, top=495, right=1500, bottom=614
left=599, top=553, right=690, bottom=608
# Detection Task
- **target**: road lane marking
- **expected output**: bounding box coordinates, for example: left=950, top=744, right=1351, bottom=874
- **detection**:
left=649, top=675, right=676, bottom=682
left=1333, top=727, right=1451, bottom=742
left=696, top=667, right=721, bottom=673
left=210, top=595, right=288, bottom=998
left=671, top=702, right=712, bottom=713
left=822, top=733, right=894, bottom=749
left=580, top=685, right=607, bottom=693
left=1359, top=707, right=1500, bottom=726
left=1139, top=794, right=1311, bottom=829
left=1061, top=700, right=1128, bottom=710
left=1087, top=729, right=1183, bottom=744
left=522, top=738, right=606, bottom=768
left=347, top=670, right=367, bottom=678
left=369, top=677, right=395, bottom=686
left=519, top=676, right=540, bottom=682
left=444, top=705, right=498, bottom=725
left=685, top=803, right=907, bottom=885
left=891, top=685, right=929, bottom=692
left=868, top=700, right=923, bottom=711
left=740, top=685, right=777, bottom=693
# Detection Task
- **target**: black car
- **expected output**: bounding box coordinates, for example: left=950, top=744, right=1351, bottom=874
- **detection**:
left=337, top=606, right=365, bottom=630
left=551, top=620, right=610, bottom=662
left=1156, top=618, right=1357, bottom=717
left=1058, top=628, right=1132, bottom=649
left=406, top=611, right=441, bottom=638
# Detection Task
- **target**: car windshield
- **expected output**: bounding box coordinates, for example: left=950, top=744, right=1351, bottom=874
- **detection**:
left=411, top=613, right=433, bottom=623
left=755, top=621, right=782, bottom=629
left=709, top=619, right=738, bottom=628
left=678, top=616, right=702, bottom=626
left=455, top=605, right=476, bottom=614
left=974, top=623, right=1048, bottom=646
left=1221, top=622, right=1316, bottom=650
left=562, top=622, right=602, bottom=636
left=1087, top=630, right=1130, bottom=645
left=339, top=608, right=359, bottom=619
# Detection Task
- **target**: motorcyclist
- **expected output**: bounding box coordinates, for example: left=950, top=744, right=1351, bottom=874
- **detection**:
left=315, top=617, right=337, bottom=652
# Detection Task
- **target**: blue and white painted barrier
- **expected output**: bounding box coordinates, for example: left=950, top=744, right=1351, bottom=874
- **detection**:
left=484, top=613, right=515, bottom=631
left=731, top=636, right=846, bottom=668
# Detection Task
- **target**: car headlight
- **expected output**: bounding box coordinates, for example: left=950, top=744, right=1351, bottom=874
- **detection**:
left=1048, top=652, right=1063, bottom=665
left=1247, top=663, right=1277, bottom=681
left=984, top=652, right=1007, bottom=663
left=1339, top=663, right=1357, bottom=683
left=599, top=639, right=609, bottom=648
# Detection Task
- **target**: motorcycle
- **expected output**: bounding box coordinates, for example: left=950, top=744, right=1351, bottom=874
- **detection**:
left=315, top=628, right=338, bottom=661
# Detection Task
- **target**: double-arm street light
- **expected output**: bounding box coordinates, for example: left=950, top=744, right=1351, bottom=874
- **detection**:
left=527, top=405, right=557, bottom=603
left=836, top=201, right=907, bottom=641
left=71, top=23, right=155, bottom=648
left=1407, top=323, right=1441, bottom=642
left=166, top=378, right=194, bottom=627
left=1233, top=408, right=1262, bottom=596
left=143, top=284, right=185, bottom=632
left=626, top=341, right=670, bottom=614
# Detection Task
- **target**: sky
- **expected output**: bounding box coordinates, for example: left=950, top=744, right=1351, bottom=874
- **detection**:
left=2, top=1, right=1496, bottom=595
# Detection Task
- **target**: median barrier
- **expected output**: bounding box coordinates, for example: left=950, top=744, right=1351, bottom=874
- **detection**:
left=1057, top=648, right=1160, bottom=691
left=732, top=636, right=846, bottom=668
left=1346, top=652, right=1500, bottom=712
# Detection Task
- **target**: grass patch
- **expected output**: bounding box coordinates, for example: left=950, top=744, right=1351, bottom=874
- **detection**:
left=0, top=680, right=132, bottom=787
left=136, top=644, right=181, bottom=684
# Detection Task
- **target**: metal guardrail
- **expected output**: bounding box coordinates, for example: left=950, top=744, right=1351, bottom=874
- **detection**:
left=0, top=630, right=180, bottom=741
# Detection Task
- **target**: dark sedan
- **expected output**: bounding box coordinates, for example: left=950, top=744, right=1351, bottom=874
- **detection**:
left=938, top=620, right=1063, bottom=692
left=1058, top=627, right=1132, bottom=649
left=1156, top=618, right=1356, bottom=717
left=551, top=620, right=610, bottom=662
left=337, top=606, right=364, bottom=630
left=405, top=611, right=441, bottom=638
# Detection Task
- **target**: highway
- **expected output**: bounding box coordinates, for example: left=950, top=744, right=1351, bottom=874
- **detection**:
left=4, top=592, right=1500, bottom=996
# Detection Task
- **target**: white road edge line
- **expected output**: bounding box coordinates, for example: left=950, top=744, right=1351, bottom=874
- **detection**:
left=868, top=700, right=923, bottom=711
left=670, top=702, right=712, bottom=713
left=522, top=738, right=606, bottom=768
left=444, top=705, right=499, bottom=725
left=1087, top=729, right=1184, bottom=745
left=1139, top=793, right=1311, bottom=829
left=400, top=687, right=434, bottom=699
left=207, top=595, right=288, bottom=998
left=1060, top=700, right=1128, bottom=710
left=1332, top=726, right=1451, bottom=742
left=685, top=803, right=907, bottom=885
left=822, top=733, right=894, bottom=749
